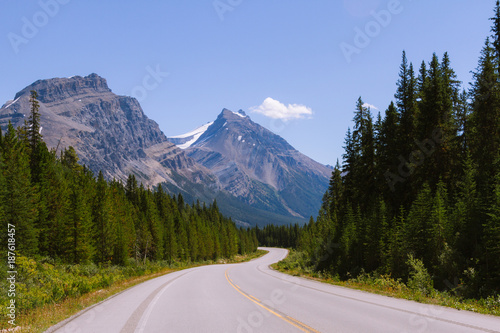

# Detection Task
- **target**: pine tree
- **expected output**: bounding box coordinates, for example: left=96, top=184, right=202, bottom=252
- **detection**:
left=441, top=52, right=461, bottom=192
left=145, top=188, right=163, bottom=260
left=417, top=60, right=428, bottom=96
left=491, top=0, right=500, bottom=63
left=359, top=103, right=376, bottom=208
left=404, top=183, right=433, bottom=265
left=339, top=204, right=358, bottom=275
left=378, top=102, right=402, bottom=205
left=414, top=53, right=459, bottom=191
left=174, top=212, right=188, bottom=260
left=452, top=153, right=480, bottom=260
left=430, top=180, right=451, bottom=280
left=227, top=220, right=239, bottom=257
left=470, top=38, right=500, bottom=192
left=455, top=90, right=470, bottom=157
left=166, top=210, right=178, bottom=263
left=327, top=161, right=344, bottom=223
left=68, top=167, right=95, bottom=263
left=92, top=171, right=116, bottom=263
left=377, top=199, right=390, bottom=270
left=108, top=181, right=135, bottom=265
left=62, top=146, right=82, bottom=172
left=395, top=51, right=417, bottom=159
left=364, top=198, right=387, bottom=271
left=483, top=165, right=500, bottom=292
left=37, top=149, right=72, bottom=259
left=388, top=207, right=408, bottom=277
left=342, top=127, right=357, bottom=202
left=177, top=193, right=185, bottom=211
left=125, top=174, right=138, bottom=205
left=154, top=185, right=177, bottom=263
left=28, top=91, right=42, bottom=148
left=28, top=90, right=44, bottom=183
left=1, top=123, right=38, bottom=255
left=187, top=215, right=200, bottom=261
left=345, top=98, right=376, bottom=208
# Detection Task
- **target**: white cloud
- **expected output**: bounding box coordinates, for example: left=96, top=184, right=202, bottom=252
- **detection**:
left=362, top=103, right=379, bottom=110
left=250, top=97, right=313, bottom=120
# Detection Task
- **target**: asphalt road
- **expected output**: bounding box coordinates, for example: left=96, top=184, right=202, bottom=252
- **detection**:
left=48, top=248, right=500, bottom=333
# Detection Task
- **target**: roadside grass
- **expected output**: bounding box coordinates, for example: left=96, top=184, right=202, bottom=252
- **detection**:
left=272, top=250, right=500, bottom=317
left=1, top=250, right=268, bottom=333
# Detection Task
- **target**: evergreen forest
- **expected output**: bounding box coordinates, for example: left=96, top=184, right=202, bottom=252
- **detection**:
left=259, top=2, right=500, bottom=299
left=0, top=91, right=258, bottom=267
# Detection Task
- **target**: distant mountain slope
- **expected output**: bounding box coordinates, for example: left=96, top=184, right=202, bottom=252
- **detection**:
left=170, top=108, right=332, bottom=220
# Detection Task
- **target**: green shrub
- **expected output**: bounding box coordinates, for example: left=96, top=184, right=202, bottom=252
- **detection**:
left=406, top=254, right=434, bottom=296
left=0, top=255, right=171, bottom=317
left=276, top=250, right=307, bottom=272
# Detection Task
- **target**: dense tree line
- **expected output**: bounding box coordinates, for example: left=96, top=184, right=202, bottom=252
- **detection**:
left=0, top=91, right=257, bottom=266
left=299, top=2, right=500, bottom=297
left=255, top=223, right=301, bottom=248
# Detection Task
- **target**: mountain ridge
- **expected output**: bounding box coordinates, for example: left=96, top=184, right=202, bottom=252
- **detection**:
left=0, top=74, right=330, bottom=225
left=0, top=74, right=216, bottom=190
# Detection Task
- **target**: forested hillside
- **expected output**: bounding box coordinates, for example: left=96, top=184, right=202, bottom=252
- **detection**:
left=272, top=2, right=500, bottom=298
left=0, top=91, right=257, bottom=266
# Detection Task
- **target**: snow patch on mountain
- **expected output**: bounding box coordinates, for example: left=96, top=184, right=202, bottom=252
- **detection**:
left=170, top=122, right=214, bottom=149
left=3, top=97, right=20, bottom=109
left=233, top=110, right=247, bottom=118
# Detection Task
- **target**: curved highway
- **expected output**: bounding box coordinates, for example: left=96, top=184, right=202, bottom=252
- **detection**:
left=48, top=248, right=500, bottom=333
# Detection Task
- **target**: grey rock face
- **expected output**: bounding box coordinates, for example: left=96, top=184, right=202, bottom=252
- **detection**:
left=181, top=108, right=332, bottom=219
left=0, top=74, right=214, bottom=188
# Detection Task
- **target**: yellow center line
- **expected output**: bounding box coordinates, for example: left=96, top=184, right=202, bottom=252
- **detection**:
left=224, top=269, right=321, bottom=333
left=286, top=315, right=319, bottom=331
left=248, top=294, right=261, bottom=302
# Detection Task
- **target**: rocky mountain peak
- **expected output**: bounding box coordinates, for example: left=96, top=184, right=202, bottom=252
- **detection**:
left=14, top=73, right=111, bottom=103
left=180, top=107, right=332, bottom=219
left=219, top=108, right=248, bottom=121
left=0, top=74, right=217, bottom=189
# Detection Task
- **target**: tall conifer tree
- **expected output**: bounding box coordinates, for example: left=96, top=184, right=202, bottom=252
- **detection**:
left=2, top=123, right=38, bottom=255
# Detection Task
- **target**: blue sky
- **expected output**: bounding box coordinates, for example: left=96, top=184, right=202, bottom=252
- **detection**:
left=0, top=1, right=495, bottom=165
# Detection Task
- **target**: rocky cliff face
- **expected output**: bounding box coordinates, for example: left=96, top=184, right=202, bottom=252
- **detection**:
left=173, top=109, right=332, bottom=219
left=0, top=74, right=215, bottom=188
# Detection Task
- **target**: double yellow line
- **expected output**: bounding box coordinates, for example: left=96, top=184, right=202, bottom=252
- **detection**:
left=225, top=269, right=320, bottom=333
